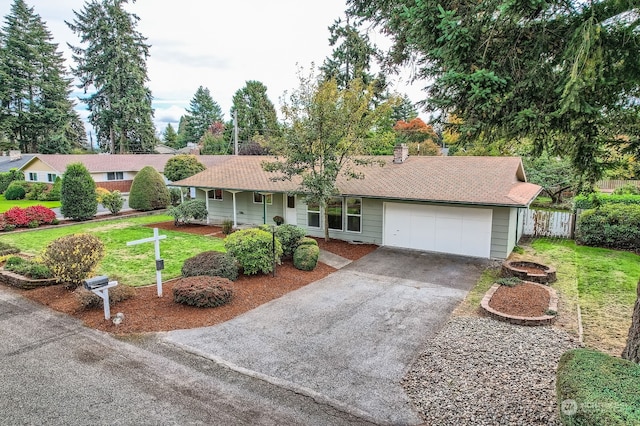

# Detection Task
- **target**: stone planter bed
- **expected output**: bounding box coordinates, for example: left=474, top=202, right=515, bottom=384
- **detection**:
left=501, top=260, right=557, bottom=284
left=0, top=269, right=57, bottom=290
left=481, top=281, right=558, bottom=326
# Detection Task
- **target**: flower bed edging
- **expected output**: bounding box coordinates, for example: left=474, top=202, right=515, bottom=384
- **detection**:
left=481, top=281, right=558, bottom=326
left=0, top=269, right=58, bottom=290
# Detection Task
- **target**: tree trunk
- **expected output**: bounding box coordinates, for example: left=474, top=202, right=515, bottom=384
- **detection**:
left=622, top=278, right=640, bottom=363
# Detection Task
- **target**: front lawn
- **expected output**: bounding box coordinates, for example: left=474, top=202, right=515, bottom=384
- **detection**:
left=0, top=195, right=61, bottom=212
left=0, top=214, right=225, bottom=287
left=531, top=238, right=640, bottom=355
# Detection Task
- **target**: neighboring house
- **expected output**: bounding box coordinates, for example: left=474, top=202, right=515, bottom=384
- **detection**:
left=172, top=147, right=542, bottom=259
left=0, top=152, right=36, bottom=173
left=19, top=154, right=232, bottom=192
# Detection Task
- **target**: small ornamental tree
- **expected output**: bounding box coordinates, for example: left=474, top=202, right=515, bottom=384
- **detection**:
left=60, top=163, right=97, bottom=220
left=101, top=190, right=124, bottom=215
left=164, top=154, right=206, bottom=183
left=42, top=233, right=105, bottom=289
left=128, top=166, right=170, bottom=211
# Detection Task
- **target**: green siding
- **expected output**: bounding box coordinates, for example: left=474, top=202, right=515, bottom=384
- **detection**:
left=490, top=207, right=517, bottom=259
left=198, top=189, right=284, bottom=226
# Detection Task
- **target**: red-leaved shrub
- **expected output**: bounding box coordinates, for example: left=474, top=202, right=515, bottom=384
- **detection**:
left=25, top=205, right=57, bottom=225
left=4, top=207, right=29, bottom=227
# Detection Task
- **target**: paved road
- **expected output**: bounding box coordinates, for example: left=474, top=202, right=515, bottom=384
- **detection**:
left=165, top=247, right=489, bottom=425
left=0, top=287, right=373, bottom=426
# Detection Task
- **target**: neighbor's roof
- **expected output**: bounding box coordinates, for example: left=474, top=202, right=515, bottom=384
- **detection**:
left=19, top=154, right=234, bottom=174
left=174, top=155, right=542, bottom=207
left=0, top=153, right=36, bottom=172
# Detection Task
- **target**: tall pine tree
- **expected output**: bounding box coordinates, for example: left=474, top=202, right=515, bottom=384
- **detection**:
left=67, top=0, right=155, bottom=154
left=0, top=0, right=82, bottom=153
left=183, top=86, right=223, bottom=145
left=231, top=80, right=280, bottom=145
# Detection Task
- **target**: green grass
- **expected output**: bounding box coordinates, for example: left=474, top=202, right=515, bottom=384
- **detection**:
left=0, top=195, right=60, bottom=212
left=531, top=238, right=640, bottom=354
left=0, top=214, right=225, bottom=287
left=557, top=348, right=640, bottom=425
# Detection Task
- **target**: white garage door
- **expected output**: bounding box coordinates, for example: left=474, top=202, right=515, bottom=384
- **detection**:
left=384, top=203, right=493, bottom=258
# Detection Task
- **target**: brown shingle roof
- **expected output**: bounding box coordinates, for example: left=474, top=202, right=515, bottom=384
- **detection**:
left=22, top=154, right=234, bottom=174
left=174, top=155, right=542, bottom=207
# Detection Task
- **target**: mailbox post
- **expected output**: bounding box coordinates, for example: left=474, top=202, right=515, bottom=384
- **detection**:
left=83, top=276, right=118, bottom=320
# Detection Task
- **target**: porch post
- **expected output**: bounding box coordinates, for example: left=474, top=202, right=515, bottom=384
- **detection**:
left=205, top=190, right=210, bottom=224
left=228, top=191, right=239, bottom=227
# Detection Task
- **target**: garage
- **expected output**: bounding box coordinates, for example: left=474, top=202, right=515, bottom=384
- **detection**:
left=383, top=203, right=493, bottom=258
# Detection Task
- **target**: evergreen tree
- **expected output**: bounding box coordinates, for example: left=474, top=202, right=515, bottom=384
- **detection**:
left=174, top=115, right=189, bottom=149
left=163, top=154, right=205, bottom=182
left=128, top=165, right=169, bottom=211
left=348, top=0, right=640, bottom=186
left=162, top=123, right=178, bottom=147
left=183, top=86, right=223, bottom=145
left=231, top=80, right=280, bottom=145
left=67, top=0, right=156, bottom=154
left=0, top=0, right=80, bottom=153
left=60, top=162, right=97, bottom=220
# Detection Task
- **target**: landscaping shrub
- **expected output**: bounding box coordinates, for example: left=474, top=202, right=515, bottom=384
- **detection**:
left=24, top=205, right=57, bottom=225
left=42, top=233, right=105, bottom=289
left=25, top=183, right=48, bottom=201
left=297, top=236, right=318, bottom=247
left=4, top=206, right=29, bottom=227
left=221, top=219, right=234, bottom=235
left=168, top=187, right=182, bottom=206
left=164, top=154, right=206, bottom=182
left=293, top=244, right=320, bottom=271
left=0, top=215, right=15, bottom=232
left=4, top=256, right=53, bottom=279
left=4, top=181, right=27, bottom=200
left=129, top=165, right=170, bottom=211
left=0, top=241, right=20, bottom=256
left=95, top=187, right=111, bottom=204
left=575, top=204, right=640, bottom=251
left=224, top=228, right=283, bottom=275
left=172, top=276, right=234, bottom=308
left=101, top=190, right=124, bottom=215
left=557, top=348, right=640, bottom=425
left=612, top=183, right=640, bottom=196
left=274, top=224, right=307, bottom=258
left=181, top=250, right=239, bottom=281
left=0, top=168, right=24, bottom=194
left=169, top=199, right=207, bottom=225
left=60, top=163, right=98, bottom=221
left=45, top=176, right=62, bottom=201
left=574, top=193, right=640, bottom=210
left=74, top=284, right=136, bottom=309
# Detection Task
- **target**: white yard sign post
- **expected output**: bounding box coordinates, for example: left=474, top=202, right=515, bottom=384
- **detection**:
left=126, top=228, right=167, bottom=297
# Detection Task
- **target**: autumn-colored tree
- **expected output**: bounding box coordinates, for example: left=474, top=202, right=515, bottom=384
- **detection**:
left=393, top=118, right=440, bottom=156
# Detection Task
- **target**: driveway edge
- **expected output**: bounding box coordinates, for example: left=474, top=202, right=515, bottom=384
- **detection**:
left=166, top=340, right=388, bottom=425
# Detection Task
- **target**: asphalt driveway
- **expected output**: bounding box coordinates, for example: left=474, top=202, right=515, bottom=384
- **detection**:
left=164, top=247, right=489, bottom=425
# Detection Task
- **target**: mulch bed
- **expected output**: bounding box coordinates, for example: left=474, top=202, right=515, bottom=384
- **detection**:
left=488, top=282, right=551, bottom=318
left=9, top=220, right=379, bottom=334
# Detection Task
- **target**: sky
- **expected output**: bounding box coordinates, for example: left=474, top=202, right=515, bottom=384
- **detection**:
left=1, top=0, right=426, bottom=137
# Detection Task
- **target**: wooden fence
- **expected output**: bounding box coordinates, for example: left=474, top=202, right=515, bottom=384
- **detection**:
left=522, top=209, right=575, bottom=239
left=596, top=180, right=640, bottom=192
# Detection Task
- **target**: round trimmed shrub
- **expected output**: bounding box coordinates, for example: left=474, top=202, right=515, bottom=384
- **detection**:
left=274, top=224, right=307, bottom=258
left=60, top=163, right=98, bottom=221
left=297, top=237, right=318, bottom=247
left=224, top=228, right=283, bottom=275
left=293, top=244, right=320, bottom=271
left=42, top=233, right=105, bottom=289
left=24, top=205, right=57, bottom=225
left=4, top=181, right=27, bottom=200
left=172, top=276, right=234, bottom=308
left=181, top=251, right=239, bottom=281
left=169, top=199, right=208, bottom=225
left=129, top=166, right=170, bottom=211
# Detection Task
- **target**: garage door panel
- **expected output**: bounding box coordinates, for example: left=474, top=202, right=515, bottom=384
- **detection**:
left=384, top=203, right=492, bottom=258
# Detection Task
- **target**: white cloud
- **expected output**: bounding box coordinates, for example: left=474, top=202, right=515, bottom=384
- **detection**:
left=2, top=0, right=428, bottom=137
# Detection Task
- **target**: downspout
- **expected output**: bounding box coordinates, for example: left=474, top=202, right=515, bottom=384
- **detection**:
left=263, top=196, right=267, bottom=224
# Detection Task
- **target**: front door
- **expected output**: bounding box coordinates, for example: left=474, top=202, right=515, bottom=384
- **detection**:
left=285, top=195, right=297, bottom=225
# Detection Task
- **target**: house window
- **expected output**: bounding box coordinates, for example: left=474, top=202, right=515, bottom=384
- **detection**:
left=307, top=201, right=320, bottom=228
left=28, top=172, right=37, bottom=181
left=327, top=197, right=343, bottom=231
left=47, top=173, right=57, bottom=183
left=107, top=171, right=124, bottom=181
left=208, top=189, right=223, bottom=201
left=346, top=197, right=362, bottom=232
left=253, top=192, right=272, bottom=204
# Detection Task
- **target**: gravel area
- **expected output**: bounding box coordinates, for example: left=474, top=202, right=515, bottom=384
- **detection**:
left=402, top=317, right=579, bottom=425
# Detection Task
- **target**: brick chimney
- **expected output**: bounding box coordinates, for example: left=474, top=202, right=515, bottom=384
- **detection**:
left=393, top=144, right=409, bottom=164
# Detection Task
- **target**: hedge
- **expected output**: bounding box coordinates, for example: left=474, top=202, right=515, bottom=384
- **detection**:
left=575, top=204, right=640, bottom=251
left=574, top=193, right=640, bottom=210
left=556, top=349, right=640, bottom=425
